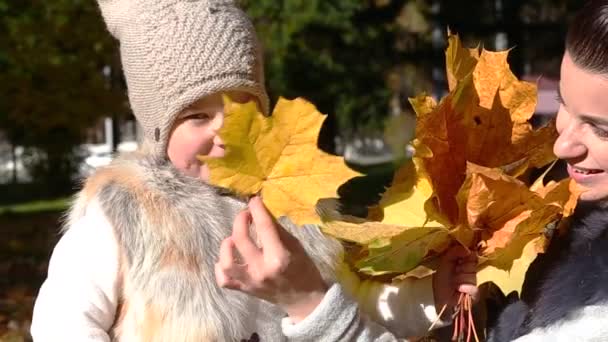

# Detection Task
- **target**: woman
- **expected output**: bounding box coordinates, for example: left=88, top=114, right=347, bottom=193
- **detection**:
left=489, top=0, right=608, bottom=340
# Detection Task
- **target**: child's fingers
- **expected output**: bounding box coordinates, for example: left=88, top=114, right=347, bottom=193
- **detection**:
left=456, top=262, right=477, bottom=274
left=215, top=262, right=244, bottom=290
left=464, top=252, right=478, bottom=262
left=454, top=272, right=477, bottom=287
left=444, top=245, right=471, bottom=261
left=216, top=238, right=253, bottom=288
left=217, top=238, right=248, bottom=277
left=232, top=210, right=260, bottom=261
left=458, top=283, right=480, bottom=302
left=248, top=196, right=283, bottom=254
left=218, top=238, right=237, bottom=269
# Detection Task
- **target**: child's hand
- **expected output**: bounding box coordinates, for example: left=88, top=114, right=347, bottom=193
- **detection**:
left=432, top=245, right=478, bottom=316
left=215, top=196, right=328, bottom=323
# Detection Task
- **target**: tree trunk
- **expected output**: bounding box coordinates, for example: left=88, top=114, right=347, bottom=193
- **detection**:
left=111, top=114, right=120, bottom=153
left=504, top=0, right=524, bottom=76
left=11, top=142, right=17, bottom=184
left=110, top=49, right=123, bottom=153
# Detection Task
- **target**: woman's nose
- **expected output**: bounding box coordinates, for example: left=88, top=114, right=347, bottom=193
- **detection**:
left=553, top=123, right=587, bottom=161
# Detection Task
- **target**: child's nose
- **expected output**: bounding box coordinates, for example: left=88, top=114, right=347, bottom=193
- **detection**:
left=213, top=134, right=224, bottom=147
left=211, top=113, right=225, bottom=132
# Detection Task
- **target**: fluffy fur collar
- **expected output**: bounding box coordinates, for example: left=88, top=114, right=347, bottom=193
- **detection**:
left=66, top=152, right=341, bottom=341
left=490, top=202, right=608, bottom=341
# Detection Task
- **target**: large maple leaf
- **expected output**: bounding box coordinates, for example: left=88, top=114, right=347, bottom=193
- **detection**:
left=202, top=96, right=361, bottom=225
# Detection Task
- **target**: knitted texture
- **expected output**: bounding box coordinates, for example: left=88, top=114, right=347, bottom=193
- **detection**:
left=96, top=0, right=269, bottom=157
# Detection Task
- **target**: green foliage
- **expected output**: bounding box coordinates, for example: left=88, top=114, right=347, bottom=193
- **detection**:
left=239, top=0, right=583, bottom=141
left=0, top=197, right=69, bottom=215
left=240, top=0, right=401, bottom=135
left=0, top=0, right=585, bottom=189
left=0, top=0, right=126, bottom=188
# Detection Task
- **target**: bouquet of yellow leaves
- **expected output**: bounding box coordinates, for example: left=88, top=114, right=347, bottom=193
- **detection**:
left=203, top=33, right=582, bottom=341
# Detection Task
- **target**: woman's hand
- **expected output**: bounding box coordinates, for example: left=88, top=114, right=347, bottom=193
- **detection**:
left=215, top=196, right=328, bottom=323
left=433, top=245, right=478, bottom=316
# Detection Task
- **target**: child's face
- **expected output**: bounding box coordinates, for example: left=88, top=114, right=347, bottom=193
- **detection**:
left=167, top=91, right=255, bottom=180
left=554, top=52, right=608, bottom=201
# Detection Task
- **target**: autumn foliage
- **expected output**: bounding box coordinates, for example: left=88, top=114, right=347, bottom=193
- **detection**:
left=205, top=34, right=582, bottom=300
left=323, top=34, right=581, bottom=296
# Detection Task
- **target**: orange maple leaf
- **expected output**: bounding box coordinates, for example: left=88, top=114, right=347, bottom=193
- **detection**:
left=411, top=34, right=558, bottom=223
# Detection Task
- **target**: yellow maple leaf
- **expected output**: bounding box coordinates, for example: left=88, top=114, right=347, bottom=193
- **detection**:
left=477, top=235, right=542, bottom=296
left=203, top=96, right=361, bottom=225
left=409, top=93, right=437, bottom=117
left=356, top=226, right=450, bottom=276
left=322, top=218, right=450, bottom=276
left=367, top=157, right=447, bottom=227
left=445, top=33, right=479, bottom=91
left=321, top=157, right=450, bottom=276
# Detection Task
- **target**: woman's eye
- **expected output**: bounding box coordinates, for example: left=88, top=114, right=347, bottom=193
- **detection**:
left=555, top=92, right=565, bottom=105
left=591, top=125, right=608, bottom=139
left=584, top=120, right=608, bottom=139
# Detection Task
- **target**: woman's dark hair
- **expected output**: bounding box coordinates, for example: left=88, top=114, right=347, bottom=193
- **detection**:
left=566, top=0, right=608, bottom=74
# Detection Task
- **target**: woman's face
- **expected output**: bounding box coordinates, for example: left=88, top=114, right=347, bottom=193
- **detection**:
left=554, top=52, right=608, bottom=201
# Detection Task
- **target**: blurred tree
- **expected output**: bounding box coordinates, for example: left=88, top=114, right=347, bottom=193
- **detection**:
left=0, top=0, right=127, bottom=192
left=0, top=0, right=586, bottom=185
left=435, top=0, right=584, bottom=78
left=240, top=0, right=412, bottom=151
left=240, top=0, right=584, bottom=155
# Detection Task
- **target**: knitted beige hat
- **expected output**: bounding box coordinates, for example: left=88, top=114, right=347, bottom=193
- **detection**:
left=97, top=0, right=269, bottom=157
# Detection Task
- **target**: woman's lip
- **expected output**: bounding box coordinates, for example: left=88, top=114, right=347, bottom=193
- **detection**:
left=567, top=164, right=605, bottom=182
left=570, top=165, right=603, bottom=173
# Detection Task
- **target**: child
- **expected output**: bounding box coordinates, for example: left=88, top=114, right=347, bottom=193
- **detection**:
left=489, top=1, right=608, bottom=340
left=31, top=0, right=477, bottom=340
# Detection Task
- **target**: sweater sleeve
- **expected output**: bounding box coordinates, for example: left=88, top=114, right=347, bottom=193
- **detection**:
left=338, top=265, right=448, bottom=337
left=30, top=200, right=120, bottom=342
left=281, top=266, right=448, bottom=341
left=281, top=283, right=404, bottom=341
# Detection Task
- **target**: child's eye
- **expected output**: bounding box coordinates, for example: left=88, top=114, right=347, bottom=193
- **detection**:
left=187, top=113, right=212, bottom=121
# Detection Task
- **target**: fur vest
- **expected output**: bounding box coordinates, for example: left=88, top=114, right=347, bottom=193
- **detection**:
left=489, top=202, right=608, bottom=341
left=65, top=152, right=343, bottom=341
